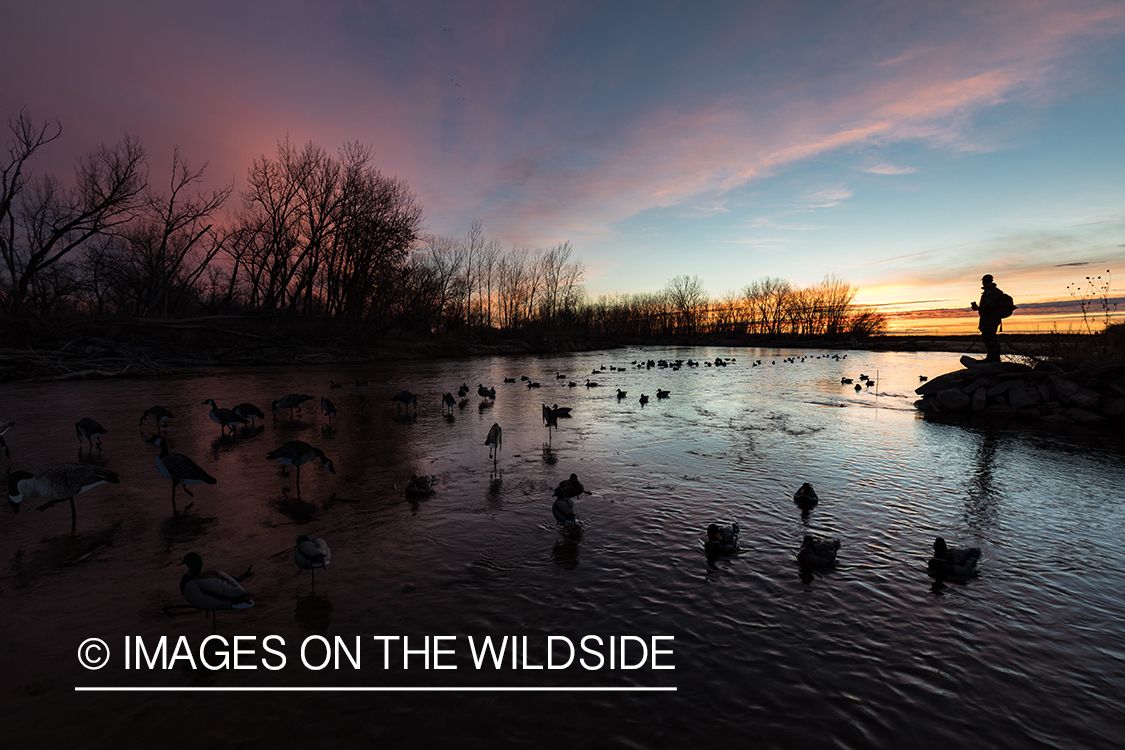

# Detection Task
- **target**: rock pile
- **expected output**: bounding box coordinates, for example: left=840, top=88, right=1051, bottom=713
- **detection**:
left=914, top=356, right=1125, bottom=425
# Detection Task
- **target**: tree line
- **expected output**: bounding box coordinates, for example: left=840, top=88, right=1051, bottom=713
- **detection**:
left=0, top=109, right=885, bottom=340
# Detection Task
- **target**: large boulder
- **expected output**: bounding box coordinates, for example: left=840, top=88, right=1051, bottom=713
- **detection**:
left=936, top=387, right=971, bottom=411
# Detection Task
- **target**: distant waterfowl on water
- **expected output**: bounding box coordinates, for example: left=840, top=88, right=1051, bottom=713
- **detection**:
left=202, top=399, right=248, bottom=434
left=147, top=435, right=215, bottom=515
left=797, top=535, right=840, bottom=568
left=656, top=389, right=670, bottom=399
left=330, top=380, right=344, bottom=389
left=294, top=535, right=331, bottom=591
left=617, top=389, right=627, bottom=399
left=179, top=552, right=253, bottom=629
left=704, top=523, right=740, bottom=556
left=639, top=394, right=649, bottom=405
left=8, top=463, right=120, bottom=522
left=586, top=379, right=599, bottom=388
left=232, top=402, right=264, bottom=425
left=139, top=406, right=173, bottom=429
left=840, top=377, right=853, bottom=385
left=75, top=417, right=107, bottom=448
left=927, top=537, right=981, bottom=581
left=405, top=474, right=436, bottom=499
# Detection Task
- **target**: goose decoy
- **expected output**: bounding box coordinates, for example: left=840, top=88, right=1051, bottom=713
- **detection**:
left=477, top=384, right=496, bottom=399
left=919, top=375, right=929, bottom=382
left=294, top=534, right=331, bottom=591
left=639, top=394, right=649, bottom=406
left=321, top=397, right=337, bottom=423
left=75, top=417, right=107, bottom=448
left=441, top=392, right=456, bottom=414
left=139, top=406, right=173, bottom=429
left=556, top=372, right=566, bottom=379
left=616, top=389, right=627, bottom=399
left=797, top=535, right=840, bottom=568
left=556, top=473, right=588, bottom=500
left=458, top=383, right=470, bottom=397
left=854, top=383, right=862, bottom=392
left=273, top=394, right=312, bottom=418
left=0, top=419, right=14, bottom=458
left=392, top=390, right=418, bottom=412
left=8, top=463, right=120, bottom=522
left=527, top=381, right=541, bottom=389
left=405, top=474, right=436, bottom=499
left=503, top=377, right=516, bottom=383
left=147, top=435, right=216, bottom=515
left=840, top=377, right=853, bottom=385
left=552, top=486, right=578, bottom=526
left=266, top=441, right=335, bottom=492
left=793, top=482, right=819, bottom=511
left=568, top=381, right=577, bottom=388
left=543, top=404, right=558, bottom=434
left=551, top=404, right=572, bottom=418
left=484, top=423, right=502, bottom=469
left=179, top=552, right=254, bottom=630
left=704, top=523, right=740, bottom=556
left=656, top=389, right=670, bottom=399
left=202, top=399, right=247, bottom=434
left=585, top=379, right=598, bottom=388
left=232, top=403, right=265, bottom=425
left=927, top=537, right=981, bottom=581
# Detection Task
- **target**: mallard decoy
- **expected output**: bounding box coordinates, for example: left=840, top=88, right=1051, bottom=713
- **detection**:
left=927, top=537, right=981, bottom=580
left=147, top=435, right=215, bottom=515
left=556, top=473, right=588, bottom=500
left=793, top=482, right=819, bottom=510
left=616, top=389, right=627, bottom=399
left=75, top=417, right=107, bottom=448
left=704, top=523, right=739, bottom=556
left=639, top=394, right=649, bottom=406
left=797, top=535, right=840, bottom=568
left=179, top=552, right=253, bottom=630
left=405, top=474, right=436, bottom=499
left=552, top=486, right=578, bottom=526
left=294, top=534, right=331, bottom=591
left=8, top=463, right=120, bottom=522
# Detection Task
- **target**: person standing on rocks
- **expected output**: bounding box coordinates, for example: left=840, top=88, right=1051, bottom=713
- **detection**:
left=971, top=274, right=1004, bottom=362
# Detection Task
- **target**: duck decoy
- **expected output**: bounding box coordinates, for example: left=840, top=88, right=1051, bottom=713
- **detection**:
left=392, top=390, right=418, bottom=413
left=266, top=441, right=335, bottom=493
left=202, top=399, right=248, bottom=434
left=294, top=534, right=331, bottom=591
left=147, top=435, right=215, bottom=515
left=556, top=473, right=588, bottom=500
left=503, top=377, right=516, bottom=383
left=233, top=402, right=265, bottom=426
left=273, top=394, right=312, bottom=418
left=75, top=417, right=107, bottom=448
left=527, top=381, right=541, bottom=389
left=793, top=482, right=819, bottom=511
left=477, top=384, right=496, bottom=399
left=919, top=375, right=929, bottom=382
left=639, top=394, right=649, bottom=406
left=797, top=535, right=840, bottom=568
left=656, top=389, right=670, bottom=399
left=568, top=381, right=577, bottom=388
left=139, top=406, right=173, bottom=430
left=585, top=379, right=598, bottom=388
left=8, top=463, right=120, bottom=523
left=484, top=423, right=502, bottom=469
left=927, top=537, right=981, bottom=581
left=854, top=383, right=863, bottom=392
left=179, top=552, right=254, bottom=630
left=840, top=377, right=853, bottom=385
left=704, top=523, right=740, bottom=556
left=405, top=474, right=436, bottom=499
left=616, top=389, right=627, bottom=399
left=552, top=486, right=579, bottom=526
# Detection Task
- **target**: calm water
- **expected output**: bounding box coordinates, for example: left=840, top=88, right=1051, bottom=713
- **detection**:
left=4, top=347, right=1124, bottom=749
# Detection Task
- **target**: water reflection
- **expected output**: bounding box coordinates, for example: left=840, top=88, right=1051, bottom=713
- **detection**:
left=158, top=512, right=217, bottom=548
left=295, top=592, right=333, bottom=632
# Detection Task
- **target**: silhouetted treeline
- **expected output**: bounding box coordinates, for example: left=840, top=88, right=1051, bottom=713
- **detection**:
left=1, top=110, right=885, bottom=342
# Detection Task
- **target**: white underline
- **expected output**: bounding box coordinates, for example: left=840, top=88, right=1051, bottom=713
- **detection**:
left=75, top=686, right=676, bottom=693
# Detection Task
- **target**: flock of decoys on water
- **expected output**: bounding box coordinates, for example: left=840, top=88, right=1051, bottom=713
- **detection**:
left=4, top=353, right=978, bottom=628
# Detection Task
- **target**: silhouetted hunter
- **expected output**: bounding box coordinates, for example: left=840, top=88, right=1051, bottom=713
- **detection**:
left=971, top=274, right=1005, bottom=362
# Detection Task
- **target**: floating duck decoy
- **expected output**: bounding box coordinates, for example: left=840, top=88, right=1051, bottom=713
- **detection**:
left=585, top=379, right=598, bottom=388
left=639, top=394, right=649, bottom=406
left=233, top=402, right=264, bottom=425
left=266, top=441, right=335, bottom=493
left=294, top=535, right=331, bottom=591
left=527, top=381, right=541, bottom=389
left=391, top=390, right=418, bottom=413
left=793, top=482, right=819, bottom=511
left=797, top=535, right=840, bottom=568
left=484, top=423, right=502, bottom=469
left=656, top=389, right=670, bottom=399
left=8, top=463, right=120, bottom=523
left=919, top=375, right=928, bottom=382
left=477, top=384, right=496, bottom=399
left=202, top=399, right=248, bottom=434
left=147, top=435, right=215, bottom=515
left=179, top=552, right=253, bottom=630
left=75, top=417, right=107, bottom=448
left=556, top=473, right=588, bottom=500
left=272, top=394, right=312, bottom=418
left=139, top=406, right=173, bottom=429
left=568, top=381, right=577, bottom=388
left=503, top=377, right=516, bottom=383
left=854, top=383, right=863, bottom=392
left=704, top=522, right=740, bottom=556
left=927, top=537, right=981, bottom=581
left=405, top=474, right=436, bottom=499
left=840, top=377, right=853, bottom=385
left=552, top=486, right=579, bottom=526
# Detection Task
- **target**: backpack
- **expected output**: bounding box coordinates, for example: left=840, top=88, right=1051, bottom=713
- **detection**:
left=997, top=292, right=1016, bottom=319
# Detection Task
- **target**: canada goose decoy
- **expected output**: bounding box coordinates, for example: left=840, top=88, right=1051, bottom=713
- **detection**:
left=273, top=394, right=312, bottom=418
left=840, top=377, right=853, bottom=385
left=392, top=390, right=418, bottom=413
left=202, top=399, right=248, bottom=434
left=147, top=435, right=216, bottom=515
left=139, top=406, right=173, bottom=429
left=556, top=372, right=566, bottom=379
left=321, top=397, right=337, bottom=423
left=405, top=474, right=436, bottom=499
left=616, top=389, right=627, bottom=399
left=179, top=552, right=253, bottom=630
left=552, top=486, right=578, bottom=526
left=797, top=535, right=840, bottom=568
left=484, top=423, right=502, bottom=469
left=75, top=417, right=107, bottom=448
left=232, top=403, right=265, bottom=426
left=551, top=404, right=572, bottom=418
left=0, top=419, right=14, bottom=458
left=656, top=389, right=670, bottom=399
left=927, top=537, right=981, bottom=581
left=477, top=384, right=496, bottom=399
left=8, top=463, right=120, bottom=522
left=441, top=392, right=456, bottom=414
left=543, top=404, right=558, bottom=437
left=704, top=523, right=740, bottom=556
left=294, top=534, right=331, bottom=591
left=585, top=379, right=598, bottom=388
left=639, top=394, right=649, bottom=406
left=266, top=441, right=335, bottom=493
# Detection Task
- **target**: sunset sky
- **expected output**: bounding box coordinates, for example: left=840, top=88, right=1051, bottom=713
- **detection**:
left=4, top=0, right=1124, bottom=333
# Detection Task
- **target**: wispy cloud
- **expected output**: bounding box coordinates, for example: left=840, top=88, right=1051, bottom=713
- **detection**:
left=864, top=163, right=917, bottom=175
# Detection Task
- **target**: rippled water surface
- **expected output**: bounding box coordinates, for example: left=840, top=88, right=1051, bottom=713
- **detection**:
left=4, top=347, right=1124, bottom=749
